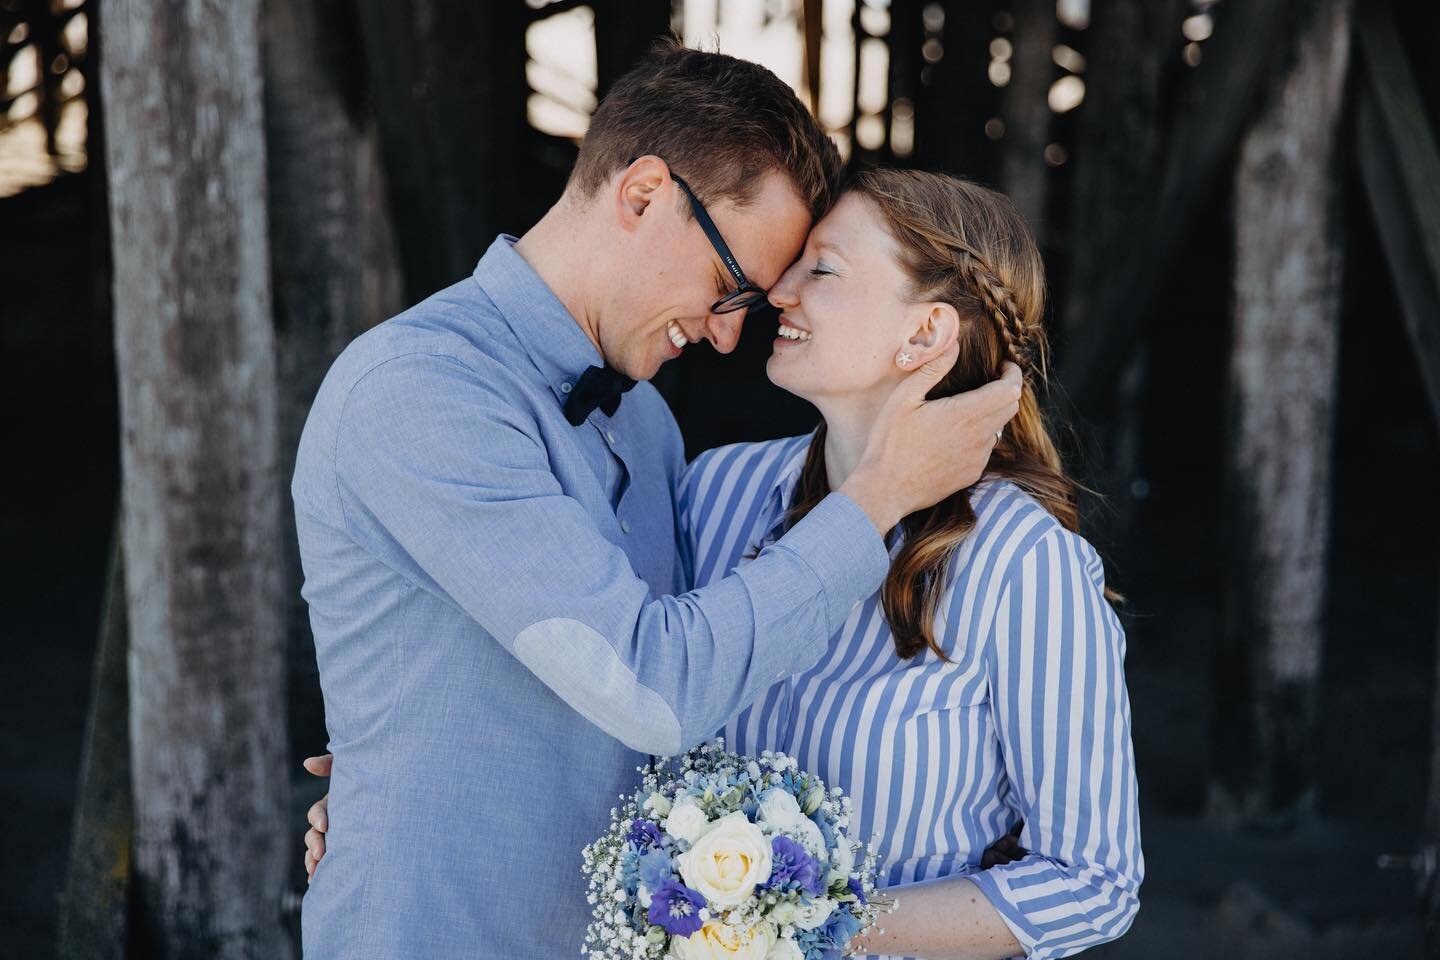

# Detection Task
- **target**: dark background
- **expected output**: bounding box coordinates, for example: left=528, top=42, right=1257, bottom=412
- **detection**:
left=2, top=0, right=1438, bottom=957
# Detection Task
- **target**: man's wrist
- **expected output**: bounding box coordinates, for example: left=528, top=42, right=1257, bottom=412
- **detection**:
left=838, top=468, right=902, bottom=535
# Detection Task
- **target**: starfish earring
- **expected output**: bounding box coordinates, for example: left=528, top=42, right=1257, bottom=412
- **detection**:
left=896, top=351, right=913, bottom=368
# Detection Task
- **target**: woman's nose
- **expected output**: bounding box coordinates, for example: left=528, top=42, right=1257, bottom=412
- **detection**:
left=767, top=273, right=800, bottom=309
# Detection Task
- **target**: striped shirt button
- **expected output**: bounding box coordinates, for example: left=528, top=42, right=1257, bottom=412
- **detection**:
left=620, top=519, right=631, bottom=534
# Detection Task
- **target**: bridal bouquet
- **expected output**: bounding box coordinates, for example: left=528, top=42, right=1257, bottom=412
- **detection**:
left=580, top=740, right=888, bottom=960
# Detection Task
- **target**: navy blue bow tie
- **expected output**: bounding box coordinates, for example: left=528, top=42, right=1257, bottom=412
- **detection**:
left=563, top=365, right=636, bottom=425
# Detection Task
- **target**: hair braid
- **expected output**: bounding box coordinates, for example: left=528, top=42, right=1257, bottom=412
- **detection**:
left=954, top=247, right=1047, bottom=378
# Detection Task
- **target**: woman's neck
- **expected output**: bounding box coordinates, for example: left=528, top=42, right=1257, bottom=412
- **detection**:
left=815, top=390, right=890, bottom=492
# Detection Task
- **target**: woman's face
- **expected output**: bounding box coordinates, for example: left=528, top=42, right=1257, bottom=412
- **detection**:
left=765, top=192, right=950, bottom=408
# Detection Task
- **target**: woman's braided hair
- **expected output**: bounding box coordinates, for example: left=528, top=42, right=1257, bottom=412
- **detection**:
left=777, top=169, right=1104, bottom=661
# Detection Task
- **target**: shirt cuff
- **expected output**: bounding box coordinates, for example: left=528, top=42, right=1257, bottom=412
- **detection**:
left=964, top=859, right=1055, bottom=959
left=767, top=492, right=890, bottom=632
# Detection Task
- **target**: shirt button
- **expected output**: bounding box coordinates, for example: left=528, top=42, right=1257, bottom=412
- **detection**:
left=560, top=382, right=572, bottom=394
left=606, top=430, right=617, bottom=444
left=620, top=519, right=632, bottom=534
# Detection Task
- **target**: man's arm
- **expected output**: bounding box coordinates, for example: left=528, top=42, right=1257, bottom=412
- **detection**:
left=336, top=353, right=889, bottom=755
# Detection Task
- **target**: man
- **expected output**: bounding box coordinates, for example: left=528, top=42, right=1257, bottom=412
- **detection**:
left=293, top=43, right=1021, bottom=959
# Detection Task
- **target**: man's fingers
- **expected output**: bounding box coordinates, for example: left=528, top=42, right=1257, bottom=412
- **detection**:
left=302, top=753, right=333, bottom=778
left=998, top=361, right=1022, bottom=390
left=307, top=795, right=329, bottom=832
left=896, top=339, right=960, bottom=403
left=305, top=850, right=316, bottom=879
left=305, top=827, right=326, bottom=860
left=929, top=367, right=1023, bottom=434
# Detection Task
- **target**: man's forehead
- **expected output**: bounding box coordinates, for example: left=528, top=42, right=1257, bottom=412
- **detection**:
left=724, top=198, right=811, bottom=285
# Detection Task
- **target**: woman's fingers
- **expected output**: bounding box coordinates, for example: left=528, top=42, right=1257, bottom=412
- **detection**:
left=306, top=826, right=326, bottom=860
left=308, top=794, right=329, bottom=833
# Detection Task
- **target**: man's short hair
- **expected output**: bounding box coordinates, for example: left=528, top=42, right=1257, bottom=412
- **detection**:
left=570, top=40, right=844, bottom=222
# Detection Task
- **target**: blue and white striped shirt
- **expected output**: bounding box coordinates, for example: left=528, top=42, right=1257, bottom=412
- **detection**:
left=679, top=434, right=1144, bottom=960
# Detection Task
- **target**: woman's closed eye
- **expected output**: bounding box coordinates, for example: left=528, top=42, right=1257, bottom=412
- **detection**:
left=809, top=260, right=837, bottom=278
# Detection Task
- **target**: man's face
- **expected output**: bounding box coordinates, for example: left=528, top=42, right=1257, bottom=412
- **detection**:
left=603, top=168, right=813, bottom=381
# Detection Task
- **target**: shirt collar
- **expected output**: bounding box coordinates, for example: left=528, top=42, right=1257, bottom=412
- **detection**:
left=471, top=234, right=604, bottom=408
left=758, top=433, right=818, bottom=546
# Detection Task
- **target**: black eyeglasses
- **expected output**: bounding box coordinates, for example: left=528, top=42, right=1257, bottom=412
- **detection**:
left=670, top=173, right=771, bottom=315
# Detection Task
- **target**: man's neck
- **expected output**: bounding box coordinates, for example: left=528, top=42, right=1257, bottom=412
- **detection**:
left=512, top=200, right=604, bottom=357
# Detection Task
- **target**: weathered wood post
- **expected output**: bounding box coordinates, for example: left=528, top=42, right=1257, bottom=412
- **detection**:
left=57, top=513, right=130, bottom=960
left=262, top=0, right=402, bottom=762
left=101, top=0, right=291, bottom=955
left=1059, top=0, right=1185, bottom=543
left=1352, top=3, right=1440, bottom=948
left=999, top=0, right=1055, bottom=248
left=1212, top=0, right=1354, bottom=828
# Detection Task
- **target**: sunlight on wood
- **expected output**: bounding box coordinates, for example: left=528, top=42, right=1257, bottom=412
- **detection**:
left=1056, top=0, right=1090, bottom=31
left=1052, top=43, right=1085, bottom=74
left=1183, top=14, right=1215, bottom=43
left=1049, top=74, right=1085, bottom=113
left=890, top=97, right=915, bottom=157
left=6, top=43, right=39, bottom=98
left=525, top=5, right=598, bottom=141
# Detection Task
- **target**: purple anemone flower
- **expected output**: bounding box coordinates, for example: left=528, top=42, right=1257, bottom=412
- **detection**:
left=647, top=878, right=706, bottom=938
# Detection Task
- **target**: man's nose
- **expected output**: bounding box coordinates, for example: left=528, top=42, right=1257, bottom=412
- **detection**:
left=705, top=311, right=746, bottom=354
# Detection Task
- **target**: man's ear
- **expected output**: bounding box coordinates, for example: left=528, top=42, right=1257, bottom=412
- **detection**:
left=905, top=302, right=961, bottom=362
left=614, top=155, right=671, bottom=227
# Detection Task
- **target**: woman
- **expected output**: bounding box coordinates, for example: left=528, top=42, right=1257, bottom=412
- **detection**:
left=679, top=169, right=1141, bottom=959
left=302, top=169, right=1141, bottom=959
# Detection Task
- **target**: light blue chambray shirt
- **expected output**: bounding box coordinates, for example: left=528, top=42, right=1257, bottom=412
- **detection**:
left=292, top=236, right=890, bottom=960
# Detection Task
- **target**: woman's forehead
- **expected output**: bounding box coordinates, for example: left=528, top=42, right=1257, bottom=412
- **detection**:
left=810, top=193, right=892, bottom=262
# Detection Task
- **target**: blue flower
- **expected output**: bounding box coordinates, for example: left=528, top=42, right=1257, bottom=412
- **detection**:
left=762, top=835, right=825, bottom=897
left=637, top=847, right=675, bottom=893
left=818, top=906, right=862, bottom=950
left=647, top=878, right=707, bottom=938
left=627, top=818, right=665, bottom=850
left=846, top=876, right=868, bottom=905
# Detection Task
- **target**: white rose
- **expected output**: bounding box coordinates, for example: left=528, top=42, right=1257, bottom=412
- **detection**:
left=757, top=789, right=805, bottom=830
left=677, top=811, right=773, bottom=907
left=789, top=817, right=826, bottom=860
left=665, top=798, right=714, bottom=845
left=828, top=836, right=854, bottom=884
left=792, top=898, right=836, bottom=931
left=671, top=921, right=777, bottom=960
left=646, top=792, right=674, bottom=817
left=765, top=935, right=806, bottom=960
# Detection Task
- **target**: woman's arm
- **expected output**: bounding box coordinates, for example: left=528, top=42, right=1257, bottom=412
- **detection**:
left=960, top=526, right=1144, bottom=959
left=848, top=876, right=1023, bottom=960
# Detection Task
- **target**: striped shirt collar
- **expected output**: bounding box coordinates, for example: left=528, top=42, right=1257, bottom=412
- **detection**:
left=472, top=234, right=605, bottom=410
left=757, top=433, right=819, bottom=547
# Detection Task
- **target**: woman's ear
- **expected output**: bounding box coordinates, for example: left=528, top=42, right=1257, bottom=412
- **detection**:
left=904, top=302, right=961, bottom=362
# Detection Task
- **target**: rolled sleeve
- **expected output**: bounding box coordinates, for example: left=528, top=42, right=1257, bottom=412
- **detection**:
left=971, top=528, right=1144, bottom=959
